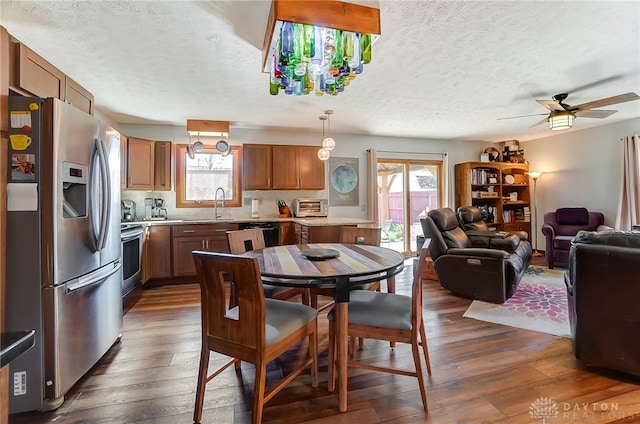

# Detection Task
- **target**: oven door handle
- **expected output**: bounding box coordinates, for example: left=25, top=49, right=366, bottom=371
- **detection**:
left=121, top=228, right=144, bottom=242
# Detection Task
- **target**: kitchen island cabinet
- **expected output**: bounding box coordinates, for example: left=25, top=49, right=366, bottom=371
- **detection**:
left=293, top=223, right=354, bottom=243
left=171, top=223, right=237, bottom=277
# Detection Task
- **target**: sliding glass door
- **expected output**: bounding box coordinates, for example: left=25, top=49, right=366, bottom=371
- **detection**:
left=377, top=160, right=443, bottom=255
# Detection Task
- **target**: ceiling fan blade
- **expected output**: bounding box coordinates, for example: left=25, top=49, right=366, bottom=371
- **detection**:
left=571, top=92, right=640, bottom=111
left=574, top=109, right=617, bottom=119
left=530, top=117, right=549, bottom=128
left=497, top=113, right=548, bottom=121
left=536, top=100, right=565, bottom=111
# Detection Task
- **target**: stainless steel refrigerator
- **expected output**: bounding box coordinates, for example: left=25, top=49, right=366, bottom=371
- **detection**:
left=5, top=97, right=122, bottom=413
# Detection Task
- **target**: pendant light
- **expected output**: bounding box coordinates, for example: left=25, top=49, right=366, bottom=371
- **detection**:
left=317, top=114, right=330, bottom=160
left=322, top=109, right=336, bottom=151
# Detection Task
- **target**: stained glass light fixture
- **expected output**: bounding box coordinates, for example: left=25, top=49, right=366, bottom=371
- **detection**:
left=263, top=0, right=381, bottom=96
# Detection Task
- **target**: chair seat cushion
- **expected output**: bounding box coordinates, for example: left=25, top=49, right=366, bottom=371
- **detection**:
left=327, top=290, right=412, bottom=330
left=554, top=235, right=575, bottom=250
left=227, top=300, right=317, bottom=346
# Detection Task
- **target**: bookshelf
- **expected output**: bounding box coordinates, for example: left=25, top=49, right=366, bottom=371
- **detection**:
left=454, top=161, right=531, bottom=235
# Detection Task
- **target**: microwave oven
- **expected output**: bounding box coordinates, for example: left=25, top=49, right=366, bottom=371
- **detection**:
left=293, top=198, right=328, bottom=217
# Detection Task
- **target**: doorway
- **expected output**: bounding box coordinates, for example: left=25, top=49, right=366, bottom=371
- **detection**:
left=377, top=160, right=443, bottom=255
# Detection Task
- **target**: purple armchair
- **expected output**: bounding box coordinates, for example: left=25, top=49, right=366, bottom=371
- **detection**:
left=541, top=208, right=609, bottom=269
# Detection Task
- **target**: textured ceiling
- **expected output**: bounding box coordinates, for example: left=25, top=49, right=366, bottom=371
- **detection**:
left=1, top=0, right=639, bottom=142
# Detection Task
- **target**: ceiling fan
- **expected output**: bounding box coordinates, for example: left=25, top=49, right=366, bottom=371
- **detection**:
left=499, top=91, right=640, bottom=130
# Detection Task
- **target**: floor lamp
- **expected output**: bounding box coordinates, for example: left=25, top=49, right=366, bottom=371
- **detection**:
left=528, top=171, right=544, bottom=256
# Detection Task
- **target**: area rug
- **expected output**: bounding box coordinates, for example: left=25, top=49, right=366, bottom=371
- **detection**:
left=462, top=266, right=571, bottom=337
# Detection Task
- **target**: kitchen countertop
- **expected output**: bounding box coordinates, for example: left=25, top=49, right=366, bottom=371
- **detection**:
left=1, top=329, right=35, bottom=368
left=121, top=217, right=375, bottom=227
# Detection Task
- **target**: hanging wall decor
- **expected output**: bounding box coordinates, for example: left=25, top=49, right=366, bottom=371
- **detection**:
left=328, top=156, right=359, bottom=206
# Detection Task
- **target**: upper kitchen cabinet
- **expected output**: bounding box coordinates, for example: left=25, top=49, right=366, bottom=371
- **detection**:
left=126, top=137, right=155, bottom=190
left=273, top=145, right=325, bottom=190
left=64, top=76, right=94, bottom=115
left=243, top=144, right=273, bottom=190
left=244, top=144, right=325, bottom=190
left=154, top=141, right=173, bottom=191
left=10, top=42, right=94, bottom=115
left=120, top=135, right=128, bottom=189
left=124, top=137, right=173, bottom=191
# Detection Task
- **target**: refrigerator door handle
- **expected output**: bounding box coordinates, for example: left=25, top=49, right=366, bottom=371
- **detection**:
left=93, top=138, right=112, bottom=251
left=66, top=261, right=121, bottom=292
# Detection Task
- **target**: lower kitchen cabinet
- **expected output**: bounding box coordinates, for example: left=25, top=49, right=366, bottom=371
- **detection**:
left=142, top=226, right=172, bottom=283
left=293, top=224, right=352, bottom=243
left=172, top=223, right=237, bottom=277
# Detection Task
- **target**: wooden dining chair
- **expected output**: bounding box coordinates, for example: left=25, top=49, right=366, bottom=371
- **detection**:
left=326, top=247, right=432, bottom=412
left=310, top=226, right=386, bottom=312
left=192, top=251, right=319, bottom=424
left=227, top=228, right=309, bottom=305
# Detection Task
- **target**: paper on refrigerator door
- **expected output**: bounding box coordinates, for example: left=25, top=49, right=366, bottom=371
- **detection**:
left=7, top=183, right=38, bottom=211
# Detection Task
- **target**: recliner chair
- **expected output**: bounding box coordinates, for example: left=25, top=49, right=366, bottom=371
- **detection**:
left=457, top=205, right=529, bottom=241
left=421, top=208, right=532, bottom=304
left=541, top=207, right=609, bottom=269
left=565, top=230, right=640, bottom=377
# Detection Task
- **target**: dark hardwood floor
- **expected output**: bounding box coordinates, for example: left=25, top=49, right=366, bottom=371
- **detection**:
left=10, top=256, right=640, bottom=423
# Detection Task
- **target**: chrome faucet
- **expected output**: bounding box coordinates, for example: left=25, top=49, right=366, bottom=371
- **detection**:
left=214, top=187, right=225, bottom=219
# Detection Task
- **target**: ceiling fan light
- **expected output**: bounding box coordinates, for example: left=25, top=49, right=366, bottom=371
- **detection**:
left=549, top=112, right=573, bottom=130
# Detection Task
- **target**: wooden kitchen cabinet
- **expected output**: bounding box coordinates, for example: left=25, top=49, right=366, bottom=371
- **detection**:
left=243, top=144, right=273, bottom=190
left=123, top=138, right=172, bottom=191
left=64, top=76, right=94, bottom=115
left=154, top=141, right=173, bottom=190
left=126, top=137, right=155, bottom=189
left=13, top=43, right=65, bottom=100
left=120, top=135, right=128, bottom=189
left=11, top=42, right=94, bottom=115
left=244, top=144, right=325, bottom=190
left=293, top=224, right=348, bottom=243
left=279, top=222, right=295, bottom=245
left=142, top=226, right=172, bottom=283
left=171, top=223, right=237, bottom=277
left=273, top=145, right=325, bottom=190
left=296, top=145, right=325, bottom=189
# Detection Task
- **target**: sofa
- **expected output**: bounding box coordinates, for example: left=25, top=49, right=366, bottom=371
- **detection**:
left=541, top=208, right=609, bottom=269
left=421, top=208, right=532, bottom=304
left=565, top=230, right=640, bottom=377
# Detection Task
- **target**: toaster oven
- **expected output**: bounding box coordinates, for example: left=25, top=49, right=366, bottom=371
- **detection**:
left=293, top=198, right=328, bottom=217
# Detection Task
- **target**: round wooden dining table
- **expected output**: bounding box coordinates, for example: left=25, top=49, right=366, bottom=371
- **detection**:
left=243, top=243, right=405, bottom=412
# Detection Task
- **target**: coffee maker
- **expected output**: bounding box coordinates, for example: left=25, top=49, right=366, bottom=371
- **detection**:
left=144, top=197, right=167, bottom=220
left=121, top=199, right=136, bottom=222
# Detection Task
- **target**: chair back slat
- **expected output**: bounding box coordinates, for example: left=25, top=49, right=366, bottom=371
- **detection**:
left=412, top=247, right=429, bottom=329
left=340, top=226, right=381, bottom=246
left=228, top=228, right=266, bottom=254
left=193, top=251, right=266, bottom=352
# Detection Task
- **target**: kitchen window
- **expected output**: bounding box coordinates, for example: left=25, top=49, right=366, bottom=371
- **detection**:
left=175, top=144, right=242, bottom=208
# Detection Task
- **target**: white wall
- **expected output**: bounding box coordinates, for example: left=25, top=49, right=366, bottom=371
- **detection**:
left=120, top=123, right=487, bottom=221
left=521, top=117, right=640, bottom=251
left=120, top=117, right=639, bottom=243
